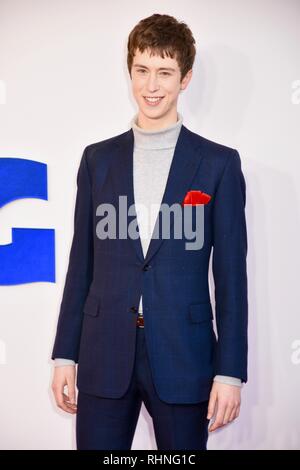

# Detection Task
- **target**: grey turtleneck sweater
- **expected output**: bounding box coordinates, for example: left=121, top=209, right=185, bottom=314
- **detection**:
left=131, top=112, right=183, bottom=314
left=54, top=113, right=242, bottom=388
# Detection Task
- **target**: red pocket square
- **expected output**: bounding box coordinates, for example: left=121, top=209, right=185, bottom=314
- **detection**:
left=182, top=190, right=211, bottom=206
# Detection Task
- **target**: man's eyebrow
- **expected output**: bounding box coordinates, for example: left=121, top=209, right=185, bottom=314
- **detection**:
left=133, top=64, right=176, bottom=72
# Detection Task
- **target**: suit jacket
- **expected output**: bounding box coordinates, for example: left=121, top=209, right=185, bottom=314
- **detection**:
left=51, top=123, right=248, bottom=404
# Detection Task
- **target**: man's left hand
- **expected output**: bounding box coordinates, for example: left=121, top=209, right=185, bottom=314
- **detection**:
left=207, top=382, right=241, bottom=432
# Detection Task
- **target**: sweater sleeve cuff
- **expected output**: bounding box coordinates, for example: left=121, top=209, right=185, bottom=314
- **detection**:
left=54, top=358, right=76, bottom=367
left=213, top=375, right=242, bottom=387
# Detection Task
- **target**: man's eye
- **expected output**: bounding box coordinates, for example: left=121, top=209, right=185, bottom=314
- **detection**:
left=137, top=70, right=170, bottom=76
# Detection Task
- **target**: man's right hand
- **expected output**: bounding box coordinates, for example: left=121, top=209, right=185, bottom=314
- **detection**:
left=51, top=365, right=77, bottom=414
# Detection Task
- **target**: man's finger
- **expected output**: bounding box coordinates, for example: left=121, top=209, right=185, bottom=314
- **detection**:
left=223, top=402, right=234, bottom=424
left=228, top=406, right=237, bottom=422
left=52, top=384, right=76, bottom=413
left=207, top=393, right=217, bottom=419
left=57, top=391, right=76, bottom=414
left=209, top=402, right=226, bottom=432
left=62, top=392, right=77, bottom=408
left=59, top=400, right=77, bottom=414
left=66, top=375, right=76, bottom=405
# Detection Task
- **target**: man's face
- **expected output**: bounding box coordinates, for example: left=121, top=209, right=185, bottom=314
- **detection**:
left=131, top=48, right=192, bottom=125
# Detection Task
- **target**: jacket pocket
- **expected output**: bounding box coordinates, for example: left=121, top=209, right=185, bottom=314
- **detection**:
left=83, top=293, right=100, bottom=317
left=189, top=301, right=213, bottom=323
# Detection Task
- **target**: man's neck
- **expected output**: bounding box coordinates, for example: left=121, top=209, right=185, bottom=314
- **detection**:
left=131, top=112, right=183, bottom=150
left=135, top=109, right=179, bottom=131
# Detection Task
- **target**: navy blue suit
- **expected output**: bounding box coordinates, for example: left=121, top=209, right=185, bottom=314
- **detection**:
left=52, top=123, right=248, bottom=448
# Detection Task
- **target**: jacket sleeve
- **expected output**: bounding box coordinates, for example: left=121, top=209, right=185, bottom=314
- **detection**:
left=212, top=149, right=248, bottom=382
left=51, top=147, right=94, bottom=362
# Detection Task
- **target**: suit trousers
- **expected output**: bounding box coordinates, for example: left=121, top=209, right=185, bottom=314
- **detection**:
left=76, top=325, right=210, bottom=450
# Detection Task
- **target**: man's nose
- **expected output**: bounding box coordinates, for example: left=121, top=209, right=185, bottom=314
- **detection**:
left=146, top=74, right=160, bottom=92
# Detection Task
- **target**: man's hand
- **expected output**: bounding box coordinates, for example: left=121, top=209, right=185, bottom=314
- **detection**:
left=52, top=365, right=77, bottom=414
left=207, top=381, right=241, bottom=432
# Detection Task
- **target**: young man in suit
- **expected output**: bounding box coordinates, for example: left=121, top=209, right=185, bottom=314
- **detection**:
left=51, top=13, right=248, bottom=450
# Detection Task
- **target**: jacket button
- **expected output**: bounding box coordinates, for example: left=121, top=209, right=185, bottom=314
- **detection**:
left=143, top=264, right=151, bottom=271
left=130, top=306, right=138, bottom=313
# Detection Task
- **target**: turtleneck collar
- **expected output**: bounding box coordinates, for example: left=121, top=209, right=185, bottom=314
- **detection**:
left=130, top=112, right=183, bottom=150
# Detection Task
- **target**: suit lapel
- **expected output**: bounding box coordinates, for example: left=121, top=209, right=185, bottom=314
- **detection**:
left=113, top=124, right=205, bottom=264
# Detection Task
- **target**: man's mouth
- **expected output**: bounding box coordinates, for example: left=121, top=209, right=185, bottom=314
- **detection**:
left=143, top=96, right=165, bottom=106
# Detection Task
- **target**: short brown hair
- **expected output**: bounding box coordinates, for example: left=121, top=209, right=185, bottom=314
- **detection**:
left=127, top=13, right=196, bottom=82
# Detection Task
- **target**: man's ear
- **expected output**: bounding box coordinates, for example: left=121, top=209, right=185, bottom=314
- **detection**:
left=180, top=69, right=193, bottom=91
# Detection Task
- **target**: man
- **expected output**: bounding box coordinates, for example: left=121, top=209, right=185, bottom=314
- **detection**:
left=51, top=13, right=248, bottom=450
